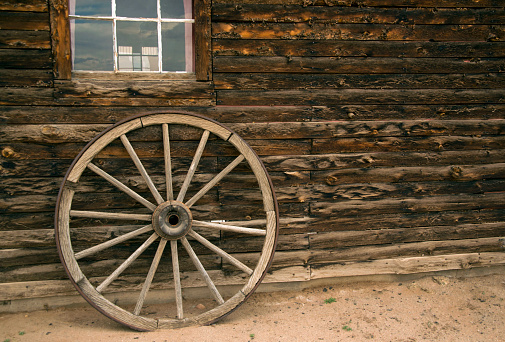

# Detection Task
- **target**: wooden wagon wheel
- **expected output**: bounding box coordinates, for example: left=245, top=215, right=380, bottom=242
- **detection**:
left=55, top=112, right=279, bottom=330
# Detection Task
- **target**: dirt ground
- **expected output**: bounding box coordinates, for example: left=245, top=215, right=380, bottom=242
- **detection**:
left=1, top=273, right=504, bottom=342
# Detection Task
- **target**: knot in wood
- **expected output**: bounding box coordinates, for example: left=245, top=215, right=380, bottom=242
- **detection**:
left=1, top=147, right=17, bottom=158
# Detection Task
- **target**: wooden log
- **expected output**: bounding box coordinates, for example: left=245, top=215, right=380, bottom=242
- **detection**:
left=260, top=150, right=505, bottom=171
left=310, top=252, right=505, bottom=279
left=0, top=30, right=51, bottom=49
left=0, top=0, right=48, bottom=12
left=217, top=89, right=505, bottom=106
left=0, top=12, right=50, bottom=30
left=0, top=88, right=55, bottom=106
left=311, top=135, right=505, bottom=153
left=0, top=139, right=311, bottom=160
left=311, top=192, right=505, bottom=218
left=2, top=104, right=504, bottom=125
left=3, top=120, right=504, bottom=144
left=0, top=70, right=52, bottom=87
left=213, top=40, right=505, bottom=58
left=309, top=104, right=505, bottom=120
left=309, top=222, right=505, bottom=249
left=0, top=49, right=52, bottom=69
left=54, top=80, right=214, bottom=99
left=312, top=163, right=505, bottom=185
left=214, top=73, right=505, bottom=90
left=213, top=5, right=504, bottom=25
left=221, top=179, right=505, bottom=206
left=212, top=22, right=504, bottom=41
left=212, top=0, right=505, bottom=8
left=289, top=209, right=505, bottom=234
left=214, top=57, right=505, bottom=74
left=305, top=237, right=505, bottom=265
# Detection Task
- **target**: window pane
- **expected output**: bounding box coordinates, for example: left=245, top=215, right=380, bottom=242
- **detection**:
left=71, top=0, right=111, bottom=16
left=161, top=22, right=187, bottom=72
left=117, top=21, right=159, bottom=71
left=72, top=19, right=113, bottom=71
left=160, top=0, right=188, bottom=19
left=116, top=0, right=157, bottom=18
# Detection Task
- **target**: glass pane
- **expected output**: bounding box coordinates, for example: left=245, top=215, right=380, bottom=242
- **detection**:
left=72, top=19, right=113, bottom=71
left=72, top=0, right=111, bottom=16
left=161, top=22, right=190, bottom=72
left=161, top=0, right=189, bottom=19
left=116, top=0, right=157, bottom=18
left=117, top=21, right=159, bottom=71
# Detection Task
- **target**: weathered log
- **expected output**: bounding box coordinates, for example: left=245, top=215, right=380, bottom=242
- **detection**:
left=214, top=73, right=505, bottom=90
left=0, top=30, right=50, bottom=49
left=212, top=22, right=504, bottom=41
left=0, top=12, right=49, bottom=30
left=213, top=40, right=505, bottom=58
left=213, top=4, right=504, bottom=25
left=214, top=57, right=505, bottom=74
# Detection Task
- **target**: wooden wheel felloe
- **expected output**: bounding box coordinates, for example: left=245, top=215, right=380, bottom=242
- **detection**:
left=55, top=112, right=279, bottom=330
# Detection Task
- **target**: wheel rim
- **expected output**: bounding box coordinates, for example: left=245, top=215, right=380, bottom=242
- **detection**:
left=55, top=112, right=279, bottom=330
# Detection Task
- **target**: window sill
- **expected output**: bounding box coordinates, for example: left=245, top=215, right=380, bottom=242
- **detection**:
left=72, top=71, right=197, bottom=81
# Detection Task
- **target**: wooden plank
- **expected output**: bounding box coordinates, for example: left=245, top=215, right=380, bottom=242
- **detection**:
left=311, top=192, right=505, bottom=218
left=213, top=57, right=505, bottom=74
left=310, top=252, right=505, bottom=279
left=213, top=5, right=504, bottom=25
left=0, top=88, right=54, bottom=106
left=213, top=40, right=505, bottom=58
left=312, top=163, right=505, bottom=185
left=0, top=0, right=48, bottom=12
left=212, top=22, right=504, bottom=41
left=305, top=237, right=505, bottom=265
left=212, top=0, right=505, bottom=8
left=217, top=89, right=505, bottom=106
left=0, top=70, right=52, bottom=87
left=0, top=12, right=50, bottom=31
left=309, top=222, right=505, bottom=249
left=311, top=135, right=505, bottom=154
left=54, top=80, right=214, bottom=99
left=2, top=103, right=504, bottom=124
left=4, top=120, right=504, bottom=143
left=222, top=179, right=505, bottom=205
left=0, top=49, right=52, bottom=69
left=0, top=30, right=51, bottom=49
left=214, top=73, right=505, bottom=90
left=309, top=104, right=505, bottom=121
left=261, top=150, right=505, bottom=171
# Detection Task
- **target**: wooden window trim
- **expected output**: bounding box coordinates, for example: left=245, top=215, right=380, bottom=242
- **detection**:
left=49, top=0, right=211, bottom=81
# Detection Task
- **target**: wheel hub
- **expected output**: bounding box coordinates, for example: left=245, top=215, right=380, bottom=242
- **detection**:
left=152, top=201, right=192, bottom=240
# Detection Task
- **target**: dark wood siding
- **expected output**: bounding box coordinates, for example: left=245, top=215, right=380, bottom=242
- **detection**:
left=0, top=0, right=504, bottom=304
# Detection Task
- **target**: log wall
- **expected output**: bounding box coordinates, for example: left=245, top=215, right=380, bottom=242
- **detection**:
left=0, top=0, right=504, bottom=308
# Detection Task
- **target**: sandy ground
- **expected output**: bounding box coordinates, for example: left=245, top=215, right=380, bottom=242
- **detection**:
left=1, top=273, right=504, bottom=342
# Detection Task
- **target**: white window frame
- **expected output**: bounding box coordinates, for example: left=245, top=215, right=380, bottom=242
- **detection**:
left=68, top=0, right=195, bottom=73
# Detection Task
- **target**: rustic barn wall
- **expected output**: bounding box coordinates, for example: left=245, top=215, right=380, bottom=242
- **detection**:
left=0, top=0, right=504, bottom=308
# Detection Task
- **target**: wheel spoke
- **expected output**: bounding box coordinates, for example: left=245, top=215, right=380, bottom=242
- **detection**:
left=120, top=134, right=164, bottom=205
left=171, top=240, right=184, bottom=319
left=134, top=238, right=167, bottom=315
left=176, top=130, right=210, bottom=203
left=96, top=233, right=159, bottom=293
left=87, top=163, right=157, bottom=211
left=75, top=224, right=154, bottom=260
left=70, top=210, right=152, bottom=221
left=193, top=220, right=266, bottom=236
left=186, top=154, right=245, bottom=208
left=162, top=123, right=174, bottom=202
left=188, top=230, right=253, bottom=275
left=180, top=237, right=224, bottom=305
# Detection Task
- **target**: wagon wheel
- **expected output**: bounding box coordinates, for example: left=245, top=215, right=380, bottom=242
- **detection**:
left=55, top=112, right=279, bottom=331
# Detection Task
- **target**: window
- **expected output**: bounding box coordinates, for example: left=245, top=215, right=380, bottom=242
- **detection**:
left=68, top=0, right=194, bottom=73
left=49, top=0, right=211, bottom=80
